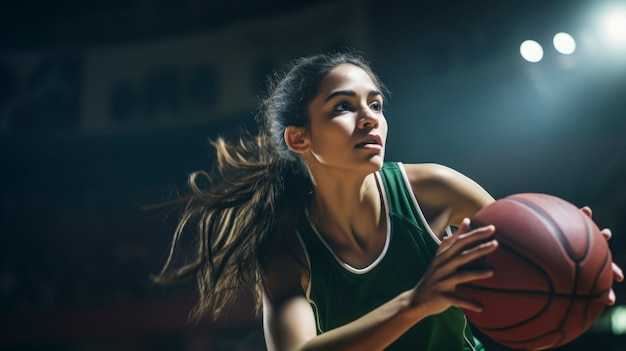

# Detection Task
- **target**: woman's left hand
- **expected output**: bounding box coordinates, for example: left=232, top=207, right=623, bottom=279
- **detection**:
left=581, top=206, right=624, bottom=305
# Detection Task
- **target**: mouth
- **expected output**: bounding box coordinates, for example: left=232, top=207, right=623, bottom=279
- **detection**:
left=355, top=135, right=383, bottom=149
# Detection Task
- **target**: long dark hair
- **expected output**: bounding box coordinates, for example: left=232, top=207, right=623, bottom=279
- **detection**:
left=154, top=51, right=387, bottom=320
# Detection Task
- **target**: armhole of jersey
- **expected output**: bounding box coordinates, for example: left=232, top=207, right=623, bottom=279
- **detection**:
left=295, top=229, right=324, bottom=334
left=396, top=162, right=445, bottom=246
left=295, top=230, right=312, bottom=302
left=463, top=316, right=478, bottom=351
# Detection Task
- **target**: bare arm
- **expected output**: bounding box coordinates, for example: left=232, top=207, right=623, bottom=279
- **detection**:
left=403, top=163, right=495, bottom=237
left=263, top=285, right=419, bottom=351
left=262, top=239, right=318, bottom=351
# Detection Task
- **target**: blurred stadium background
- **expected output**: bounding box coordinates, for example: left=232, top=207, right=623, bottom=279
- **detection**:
left=1, top=0, right=625, bottom=350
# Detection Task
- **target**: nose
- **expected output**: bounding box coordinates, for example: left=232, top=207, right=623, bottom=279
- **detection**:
left=358, top=107, right=379, bottom=130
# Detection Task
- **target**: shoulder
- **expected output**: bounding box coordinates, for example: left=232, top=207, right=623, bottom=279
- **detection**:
left=401, top=163, right=494, bottom=227
left=401, top=163, right=459, bottom=183
left=402, top=163, right=478, bottom=193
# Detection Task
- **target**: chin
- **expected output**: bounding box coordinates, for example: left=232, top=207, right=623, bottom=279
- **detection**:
left=366, top=155, right=385, bottom=171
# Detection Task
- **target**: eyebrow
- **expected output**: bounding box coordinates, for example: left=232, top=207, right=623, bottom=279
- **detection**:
left=324, top=90, right=382, bottom=102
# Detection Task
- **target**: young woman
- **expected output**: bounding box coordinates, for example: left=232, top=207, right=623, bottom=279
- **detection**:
left=155, top=51, right=622, bottom=351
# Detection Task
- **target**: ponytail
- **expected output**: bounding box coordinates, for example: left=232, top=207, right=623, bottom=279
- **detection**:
left=155, top=50, right=380, bottom=321
left=154, top=133, right=310, bottom=320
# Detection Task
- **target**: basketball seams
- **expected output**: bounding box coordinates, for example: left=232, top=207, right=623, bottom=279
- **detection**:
left=483, top=197, right=599, bottom=337
left=505, top=196, right=605, bottom=334
left=462, top=285, right=609, bottom=299
left=506, top=196, right=590, bottom=263
left=460, top=194, right=613, bottom=349
left=464, top=241, right=554, bottom=294
left=581, top=248, right=613, bottom=331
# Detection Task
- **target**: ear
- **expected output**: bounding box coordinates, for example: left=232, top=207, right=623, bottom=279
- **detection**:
left=284, top=126, right=310, bottom=154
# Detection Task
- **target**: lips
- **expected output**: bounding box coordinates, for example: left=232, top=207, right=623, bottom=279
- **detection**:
left=355, top=134, right=383, bottom=149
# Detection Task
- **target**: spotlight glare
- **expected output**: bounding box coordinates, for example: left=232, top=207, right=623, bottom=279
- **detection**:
left=553, top=32, right=576, bottom=55
left=603, top=11, right=626, bottom=45
left=520, top=40, right=544, bottom=62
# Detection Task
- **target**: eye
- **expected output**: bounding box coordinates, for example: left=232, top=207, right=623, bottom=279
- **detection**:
left=370, top=101, right=383, bottom=111
left=334, top=101, right=353, bottom=112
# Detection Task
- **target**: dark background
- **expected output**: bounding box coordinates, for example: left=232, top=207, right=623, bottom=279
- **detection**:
left=1, top=0, right=625, bottom=350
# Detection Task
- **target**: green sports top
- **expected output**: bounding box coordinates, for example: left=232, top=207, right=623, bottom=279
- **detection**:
left=296, top=162, right=485, bottom=351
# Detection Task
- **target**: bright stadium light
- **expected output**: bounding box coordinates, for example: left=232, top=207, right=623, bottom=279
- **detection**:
left=520, top=40, right=544, bottom=62
left=553, top=32, right=576, bottom=55
left=585, top=0, right=626, bottom=56
left=602, top=10, right=626, bottom=46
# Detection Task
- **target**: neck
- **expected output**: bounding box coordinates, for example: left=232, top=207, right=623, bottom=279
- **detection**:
left=307, top=166, right=385, bottom=253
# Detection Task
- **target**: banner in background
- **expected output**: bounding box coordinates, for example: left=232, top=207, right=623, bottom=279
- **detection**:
left=0, top=2, right=368, bottom=135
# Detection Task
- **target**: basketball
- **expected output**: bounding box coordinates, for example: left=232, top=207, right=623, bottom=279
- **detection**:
left=456, top=193, right=614, bottom=350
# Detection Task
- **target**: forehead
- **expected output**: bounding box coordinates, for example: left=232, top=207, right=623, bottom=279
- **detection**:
left=318, top=63, right=378, bottom=93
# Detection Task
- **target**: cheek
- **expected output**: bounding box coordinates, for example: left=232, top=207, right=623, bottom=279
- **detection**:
left=321, top=118, right=355, bottom=139
left=310, top=121, right=352, bottom=150
left=380, top=117, right=389, bottom=139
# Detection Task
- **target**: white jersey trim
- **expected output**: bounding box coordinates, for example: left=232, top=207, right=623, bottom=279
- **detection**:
left=303, top=171, right=391, bottom=275
left=397, top=162, right=446, bottom=245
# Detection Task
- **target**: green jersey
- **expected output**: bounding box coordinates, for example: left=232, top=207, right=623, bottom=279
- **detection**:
left=296, top=162, right=485, bottom=350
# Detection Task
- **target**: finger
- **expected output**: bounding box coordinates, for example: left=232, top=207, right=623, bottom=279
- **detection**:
left=607, top=289, right=616, bottom=306
left=443, top=292, right=485, bottom=313
left=441, top=224, right=496, bottom=260
left=449, top=218, right=472, bottom=238
left=433, top=222, right=496, bottom=279
left=613, top=262, right=624, bottom=283
left=601, top=228, right=612, bottom=241
left=438, top=218, right=476, bottom=254
left=453, top=239, right=499, bottom=269
left=439, top=219, right=469, bottom=252
left=456, top=217, right=472, bottom=234
left=434, top=238, right=498, bottom=281
left=452, top=268, right=495, bottom=286
left=580, top=206, right=592, bottom=218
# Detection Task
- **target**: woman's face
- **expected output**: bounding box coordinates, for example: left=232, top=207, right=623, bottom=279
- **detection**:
left=302, top=63, right=388, bottom=173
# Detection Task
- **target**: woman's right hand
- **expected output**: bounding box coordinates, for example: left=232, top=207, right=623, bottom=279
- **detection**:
left=409, top=218, right=497, bottom=317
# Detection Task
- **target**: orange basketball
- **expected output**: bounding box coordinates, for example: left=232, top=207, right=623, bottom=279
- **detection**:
left=457, top=193, right=614, bottom=350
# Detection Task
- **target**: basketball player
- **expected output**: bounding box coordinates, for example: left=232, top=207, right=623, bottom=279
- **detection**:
left=155, top=52, right=623, bottom=350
